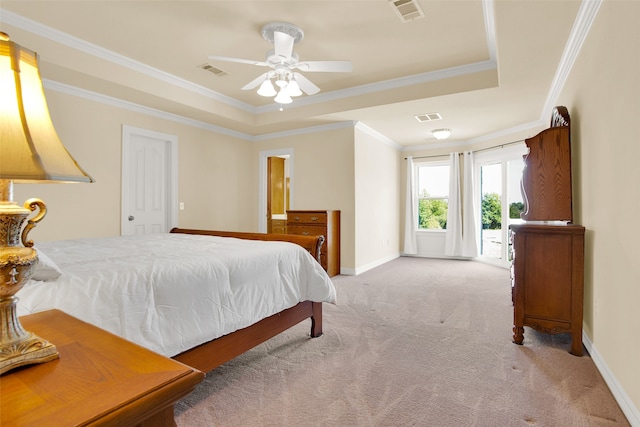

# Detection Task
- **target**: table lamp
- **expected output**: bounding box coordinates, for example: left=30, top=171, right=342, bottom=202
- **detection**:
left=0, top=32, right=93, bottom=374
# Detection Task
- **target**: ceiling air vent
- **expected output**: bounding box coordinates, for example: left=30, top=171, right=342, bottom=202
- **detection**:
left=390, top=0, right=425, bottom=23
left=414, top=112, right=442, bottom=123
left=199, top=63, right=228, bottom=77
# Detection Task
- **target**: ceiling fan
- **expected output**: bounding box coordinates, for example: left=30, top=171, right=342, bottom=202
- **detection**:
left=208, top=22, right=352, bottom=104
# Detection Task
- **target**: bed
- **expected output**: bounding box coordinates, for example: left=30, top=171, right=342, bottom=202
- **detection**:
left=16, top=228, right=337, bottom=373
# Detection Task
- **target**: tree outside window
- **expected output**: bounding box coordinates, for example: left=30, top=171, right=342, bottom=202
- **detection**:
left=481, top=192, right=501, bottom=229
left=416, top=163, right=449, bottom=230
left=481, top=193, right=524, bottom=230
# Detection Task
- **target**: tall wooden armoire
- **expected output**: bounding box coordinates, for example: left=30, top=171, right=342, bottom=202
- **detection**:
left=509, top=106, right=585, bottom=356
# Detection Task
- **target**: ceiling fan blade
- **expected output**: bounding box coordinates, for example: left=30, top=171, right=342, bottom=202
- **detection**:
left=208, top=55, right=269, bottom=67
left=293, top=72, right=320, bottom=95
left=295, top=60, right=353, bottom=73
left=241, top=72, right=269, bottom=90
left=274, top=31, right=294, bottom=61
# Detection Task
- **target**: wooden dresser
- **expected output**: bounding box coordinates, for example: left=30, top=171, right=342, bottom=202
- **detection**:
left=510, top=224, right=585, bottom=356
left=510, top=106, right=585, bottom=356
left=1, top=309, right=204, bottom=426
left=287, top=210, right=340, bottom=276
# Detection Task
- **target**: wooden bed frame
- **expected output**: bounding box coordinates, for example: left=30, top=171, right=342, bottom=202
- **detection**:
left=169, top=228, right=327, bottom=373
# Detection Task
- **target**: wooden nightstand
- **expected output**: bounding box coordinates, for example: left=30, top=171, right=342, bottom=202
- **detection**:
left=1, top=309, right=204, bottom=426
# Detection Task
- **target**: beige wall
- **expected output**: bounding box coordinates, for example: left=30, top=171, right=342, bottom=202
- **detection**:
left=557, top=0, right=640, bottom=412
left=253, top=127, right=357, bottom=271
left=13, top=89, right=256, bottom=242
left=12, top=87, right=381, bottom=274
left=354, top=126, right=401, bottom=271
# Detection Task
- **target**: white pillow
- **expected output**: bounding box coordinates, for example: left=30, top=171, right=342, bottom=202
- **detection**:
left=32, top=249, right=63, bottom=281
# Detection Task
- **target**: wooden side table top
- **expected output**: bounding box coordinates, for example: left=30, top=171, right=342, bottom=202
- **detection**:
left=1, top=309, right=204, bottom=427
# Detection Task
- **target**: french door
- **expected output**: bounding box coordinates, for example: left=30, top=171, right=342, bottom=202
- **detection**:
left=475, top=144, right=528, bottom=267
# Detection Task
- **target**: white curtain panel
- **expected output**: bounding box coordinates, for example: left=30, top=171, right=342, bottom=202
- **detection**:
left=444, top=153, right=463, bottom=256
left=403, top=156, right=417, bottom=254
left=462, top=151, right=479, bottom=257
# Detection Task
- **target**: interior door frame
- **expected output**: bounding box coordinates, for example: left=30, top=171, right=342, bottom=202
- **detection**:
left=121, top=125, right=179, bottom=235
left=258, top=148, right=294, bottom=233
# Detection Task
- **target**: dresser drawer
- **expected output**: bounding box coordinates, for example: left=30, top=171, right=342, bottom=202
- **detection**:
left=288, top=212, right=327, bottom=224
left=287, top=225, right=325, bottom=237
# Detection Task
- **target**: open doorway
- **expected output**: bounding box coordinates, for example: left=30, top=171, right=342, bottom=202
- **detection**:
left=258, top=148, right=294, bottom=233
left=267, top=155, right=290, bottom=233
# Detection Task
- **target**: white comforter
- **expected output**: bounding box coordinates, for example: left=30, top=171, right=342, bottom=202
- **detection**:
left=16, top=233, right=337, bottom=357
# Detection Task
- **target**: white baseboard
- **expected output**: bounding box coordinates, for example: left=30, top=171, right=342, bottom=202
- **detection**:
left=340, top=253, right=400, bottom=276
left=583, top=332, right=640, bottom=426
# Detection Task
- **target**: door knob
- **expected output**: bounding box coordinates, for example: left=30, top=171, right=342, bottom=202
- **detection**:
left=128, top=215, right=134, bottom=221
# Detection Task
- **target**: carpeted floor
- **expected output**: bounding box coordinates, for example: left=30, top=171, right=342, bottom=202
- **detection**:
left=175, top=257, right=629, bottom=426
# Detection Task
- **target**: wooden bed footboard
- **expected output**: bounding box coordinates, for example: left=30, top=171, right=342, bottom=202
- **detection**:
left=170, top=227, right=325, bottom=265
left=168, top=228, right=326, bottom=373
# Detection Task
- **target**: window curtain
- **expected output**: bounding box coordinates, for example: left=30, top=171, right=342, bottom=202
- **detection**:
left=462, top=151, right=478, bottom=257
left=403, top=156, right=417, bottom=254
left=444, top=153, right=462, bottom=256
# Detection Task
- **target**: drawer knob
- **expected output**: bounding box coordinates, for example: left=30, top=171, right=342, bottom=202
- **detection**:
left=311, top=216, right=318, bottom=221
left=302, top=231, right=309, bottom=235
left=294, top=216, right=300, bottom=221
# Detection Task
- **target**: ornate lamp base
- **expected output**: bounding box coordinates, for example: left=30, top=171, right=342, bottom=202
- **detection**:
left=0, top=296, right=59, bottom=375
left=0, top=334, right=59, bottom=375
left=0, top=338, right=58, bottom=375
left=1, top=181, right=59, bottom=375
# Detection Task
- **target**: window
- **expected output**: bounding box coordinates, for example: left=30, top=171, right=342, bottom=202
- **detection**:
left=416, top=161, right=450, bottom=230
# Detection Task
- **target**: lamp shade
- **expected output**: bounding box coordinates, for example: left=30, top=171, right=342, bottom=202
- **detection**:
left=0, top=33, right=93, bottom=183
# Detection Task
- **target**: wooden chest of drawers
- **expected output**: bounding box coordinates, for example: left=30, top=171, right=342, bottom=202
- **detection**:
left=509, top=223, right=585, bottom=356
left=287, top=210, right=340, bottom=276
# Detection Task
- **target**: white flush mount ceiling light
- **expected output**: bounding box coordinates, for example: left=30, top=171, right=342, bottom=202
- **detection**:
left=431, top=129, right=451, bottom=140
left=208, top=22, right=352, bottom=108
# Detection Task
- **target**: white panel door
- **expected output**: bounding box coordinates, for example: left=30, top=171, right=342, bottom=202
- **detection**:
left=122, top=126, right=178, bottom=236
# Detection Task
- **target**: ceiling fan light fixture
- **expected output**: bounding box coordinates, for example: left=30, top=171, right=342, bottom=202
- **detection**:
left=257, top=79, right=277, bottom=97
left=432, top=128, right=451, bottom=140
left=209, top=22, right=352, bottom=106
left=286, top=79, right=302, bottom=97
left=274, top=89, right=293, bottom=104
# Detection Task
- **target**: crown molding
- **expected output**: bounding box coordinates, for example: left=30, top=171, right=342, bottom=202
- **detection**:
left=0, top=9, right=256, bottom=113
left=255, top=59, right=497, bottom=114
left=44, top=79, right=255, bottom=141
left=354, top=122, right=402, bottom=150
left=253, top=121, right=357, bottom=141
left=11, top=0, right=600, bottom=151
left=403, top=0, right=602, bottom=153
left=400, top=119, right=544, bottom=152
left=541, top=0, right=602, bottom=120
left=46, top=74, right=544, bottom=152
left=482, top=0, right=497, bottom=62
left=44, top=78, right=368, bottom=143
left=1, top=6, right=496, bottom=115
